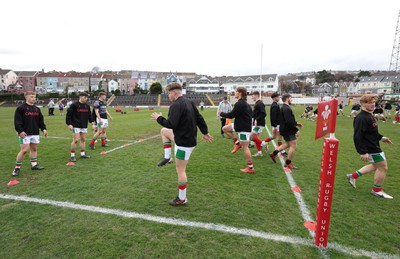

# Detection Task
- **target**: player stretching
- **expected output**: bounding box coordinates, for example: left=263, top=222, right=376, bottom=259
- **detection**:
left=66, top=92, right=94, bottom=162
left=151, top=83, right=213, bottom=205
left=219, top=87, right=254, bottom=173
left=12, top=91, right=48, bottom=176
left=248, top=91, right=266, bottom=157
left=269, top=94, right=303, bottom=170
left=89, top=92, right=113, bottom=150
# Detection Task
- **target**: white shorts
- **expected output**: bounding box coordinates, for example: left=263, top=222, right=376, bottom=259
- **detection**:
left=237, top=132, right=251, bottom=142
left=252, top=126, right=265, bottom=134
left=96, top=118, right=109, bottom=128
left=272, top=125, right=280, bottom=132
left=19, top=135, right=40, bottom=145
left=73, top=128, right=88, bottom=134
left=368, top=152, right=386, bottom=163
left=174, top=144, right=195, bottom=160
left=351, top=110, right=358, bottom=114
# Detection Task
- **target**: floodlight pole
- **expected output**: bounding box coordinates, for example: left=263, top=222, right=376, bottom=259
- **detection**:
left=260, top=44, right=263, bottom=98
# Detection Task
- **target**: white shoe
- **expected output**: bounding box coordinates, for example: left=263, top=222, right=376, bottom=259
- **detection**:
left=346, top=174, right=356, bottom=188
left=252, top=152, right=263, bottom=157
left=261, top=141, right=268, bottom=152
left=371, top=190, right=393, bottom=199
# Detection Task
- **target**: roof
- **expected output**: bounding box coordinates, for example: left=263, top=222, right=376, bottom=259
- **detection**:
left=0, top=69, right=12, bottom=75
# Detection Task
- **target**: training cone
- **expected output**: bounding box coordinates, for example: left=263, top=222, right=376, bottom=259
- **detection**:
left=304, top=221, right=316, bottom=231
left=123, top=143, right=129, bottom=147
left=284, top=167, right=291, bottom=173
left=101, top=151, right=107, bottom=155
left=291, top=186, right=302, bottom=192
left=66, top=162, right=75, bottom=166
left=8, top=179, right=20, bottom=186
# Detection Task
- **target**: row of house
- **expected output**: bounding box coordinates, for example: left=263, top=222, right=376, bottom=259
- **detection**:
left=0, top=68, right=279, bottom=95
left=1, top=67, right=400, bottom=97
left=308, top=75, right=400, bottom=98
left=0, top=68, right=196, bottom=94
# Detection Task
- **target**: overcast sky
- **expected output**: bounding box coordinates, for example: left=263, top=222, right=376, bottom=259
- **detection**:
left=1, top=0, right=399, bottom=76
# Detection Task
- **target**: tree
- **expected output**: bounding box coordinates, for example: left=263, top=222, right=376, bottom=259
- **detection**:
left=334, top=72, right=354, bottom=82
left=114, top=89, right=121, bottom=96
left=358, top=70, right=371, bottom=77
left=149, top=82, right=162, bottom=94
left=279, top=80, right=290, bottom=93
left=316, top=70, right=335, bottom=84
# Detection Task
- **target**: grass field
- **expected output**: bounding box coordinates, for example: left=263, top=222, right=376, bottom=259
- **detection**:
left=0, top=104, right=399, bottom=258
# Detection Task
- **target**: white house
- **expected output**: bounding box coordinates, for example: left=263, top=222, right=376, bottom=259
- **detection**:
left=357, top=76, right=385, bottom=93
left=187, top=76, right=220, bottom=93
left=0, top=69, right=18, bottom=91
left=221, top=74, right=279, bottom=94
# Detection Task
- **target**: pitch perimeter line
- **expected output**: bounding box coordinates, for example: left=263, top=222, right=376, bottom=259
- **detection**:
left=0, top=194, right=397, bottom=259
left=265, top=128, right=328, bottom=259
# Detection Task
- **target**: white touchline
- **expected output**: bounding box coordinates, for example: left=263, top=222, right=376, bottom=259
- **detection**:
left=264, top=127, right=329, bottom=258
left=0, top=194, right=397, bottom=259
left=265, top=127, right=314, bottom=232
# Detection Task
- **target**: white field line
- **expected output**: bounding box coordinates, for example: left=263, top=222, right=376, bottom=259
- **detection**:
left=265, top=127, right=314, bottom=234
left=263, top=127, right=329, bottom=257
left=100, top=134, right=160, bottom=154
left=47, top=136, right=137, bottom=142
left=0, top=194, right=398, bottom=259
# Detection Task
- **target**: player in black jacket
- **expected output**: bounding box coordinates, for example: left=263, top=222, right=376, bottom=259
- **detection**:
left=346, top=94, right=393, bottom=199
left=257, top=92, right=286, bottom=155
left=384, top=101, right=392, bottom=119
left=269, top=94, right=303, bottom=170
left=219, top=87, right=254, bottom=174
left=151, top=83, right=213, bottom=206
left=12, top=91, right=48, bottom=176
left=66, top=92, right=94, bottom=162
left=248, top=91, right=267, bottom=157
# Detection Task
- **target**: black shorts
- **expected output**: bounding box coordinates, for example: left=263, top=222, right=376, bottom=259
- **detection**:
left=282, top=133, right=297, bottom=142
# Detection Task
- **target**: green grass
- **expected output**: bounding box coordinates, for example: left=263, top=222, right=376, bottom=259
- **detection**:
left=0, top=105, right=399, bottom=258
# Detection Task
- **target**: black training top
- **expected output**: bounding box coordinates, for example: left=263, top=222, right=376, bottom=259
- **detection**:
left=220, top=98, right=252, bottom=132
left=353, top=110, right=383, bottom=154
left=14, top=102, right=46, bottom=135
left=157, top=96, right=208, bottom=147
left=253, top=100, right=266, bottom=127
left=66, top=101, right=93, bottom=128
left=93, top=99, right=108, bottom=119
left=270, top=101, right=280, bottom=127
left=279, top=103, right=298, bottom=136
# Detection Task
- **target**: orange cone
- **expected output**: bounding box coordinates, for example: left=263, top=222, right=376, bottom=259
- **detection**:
left=291, top=186, right=302, bottom=192
left=284, top=167, right=291, bottom=173
left=304, top=221, right=316, bottom=231
left=66, top=162, right=75, bottom=166
left=101, top=151, right=107, bottom=155
left=8, top=179, right=20, bottom=186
